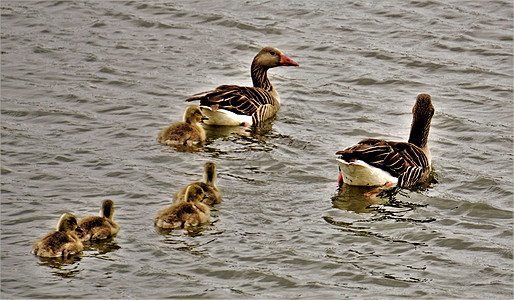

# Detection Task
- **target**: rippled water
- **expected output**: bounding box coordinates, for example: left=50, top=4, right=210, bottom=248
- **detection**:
left=1, top=1, right=512, bottom=298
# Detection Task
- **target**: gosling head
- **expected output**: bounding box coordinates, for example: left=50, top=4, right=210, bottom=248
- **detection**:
left=57, top=213, right=82, bottom=233
left=203, top=162, right=217, bottom=184
left=183, top=105, right=207, bottom=124
left=184, top=184, right=205, bottom=203
left=253, top=46, right=299, bottom=69
left=100, top=199, right=115, bottom=220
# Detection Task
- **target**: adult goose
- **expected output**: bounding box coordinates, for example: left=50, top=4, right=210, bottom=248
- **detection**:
left=185, top=46, right=299, bottom=126
left=32, top=213, right=84, bottom=258
left=78, top=200, right=120, bottom=241
left=336, top=94, right=434, bottom=188
left=174, top=162, right=221, bottom=206
left=158, top=105, right=207, bottom=146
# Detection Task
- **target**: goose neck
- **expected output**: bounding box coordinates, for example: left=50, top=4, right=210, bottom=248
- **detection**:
left=408, top=117, right=431, bottom=150
left=251, top=62, right=273, bottom=92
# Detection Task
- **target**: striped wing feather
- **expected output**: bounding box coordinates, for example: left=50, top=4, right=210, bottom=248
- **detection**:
left=186, top=85, right=277, bottom=118
left=336, top=138, right=429, bottom=187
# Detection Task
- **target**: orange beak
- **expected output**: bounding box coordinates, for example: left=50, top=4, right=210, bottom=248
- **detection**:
left=279, top=54, right=299, bottom=66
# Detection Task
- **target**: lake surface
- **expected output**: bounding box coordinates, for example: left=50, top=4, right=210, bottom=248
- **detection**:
left=1, top=1, right=512, bottom=298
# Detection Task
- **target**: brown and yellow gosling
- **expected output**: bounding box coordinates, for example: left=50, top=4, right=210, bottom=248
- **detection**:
left=155, top=184, right=210, bottom=229
left=78, top=199, right=120, bottom=241
left=32, top=213, right=84, bottom=258
left=158, top=105, right=207, bottom=147
left=174, top=162, right=221, bottom=206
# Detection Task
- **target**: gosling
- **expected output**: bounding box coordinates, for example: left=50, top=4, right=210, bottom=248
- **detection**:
left=78, top=199, right=120, bottom=241
left=158, top=105, right=207, bottom=146
left=32, top=213, right=84, bottom=258
left=155, top=184, right=210, bottom=229
left=174, top=162, right=221, bottom=206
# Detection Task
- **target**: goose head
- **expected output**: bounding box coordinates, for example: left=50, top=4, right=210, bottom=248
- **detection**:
left=253, top=47, right=299, bottom=68
left=184, top=184, right=205, bottom=203
left=100, top=199, right=115, bottom=220
left=412, top=93, right=434, bottom=122
left=183, top=105, right=207, bottom=124
left=57, top=213, right=82, bottom=233
left=203, top=162, right=217, bottom=184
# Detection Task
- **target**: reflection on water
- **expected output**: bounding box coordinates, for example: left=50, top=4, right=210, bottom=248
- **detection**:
left=331, top=183, right=437, bottom=224
left=154, top=225, right=209, bottom=237
left=202, top=123, right=280, bottom=157
left=36, top=255, right=83, bottom=279
left=203, top=124, right=250, bottom=139
left=35, top=239, right=121, bottom=279
left=244, top=119, right=276, bottom=137
left=332, top=184, right=390, bottom=213
left=332, top=169, right=438, bottom=214
left=83, top=240, right=121, bottom=256
left=204, top=121, right=275, bottom=143
left=325, top=188, right=435, bottom=247
left=158, top=141, right=205, bottom=153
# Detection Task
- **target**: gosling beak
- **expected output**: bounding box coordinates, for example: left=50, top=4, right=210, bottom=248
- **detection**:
left=279, top=54, right=299, bottom=66
left=201, top=116, right=209, bottom=121
left=75, top=226, right=83, bottom=233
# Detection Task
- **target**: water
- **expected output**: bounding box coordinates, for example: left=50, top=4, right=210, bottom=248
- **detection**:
left=1, top=1, right=512, bottom=298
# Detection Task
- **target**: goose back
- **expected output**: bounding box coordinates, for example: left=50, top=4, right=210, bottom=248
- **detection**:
left=336, top=138, right=430, bottom=187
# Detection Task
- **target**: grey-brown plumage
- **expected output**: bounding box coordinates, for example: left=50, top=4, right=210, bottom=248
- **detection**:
left=155, top=184, right=210, bottom=229
left=185, top=47, right=299, bottom=126
left=78, top=199, right=120, bottom=241
left=32, top=213, right=83, bottom=258
left=174, top=162, right=221, bottom=206
left=336, top=94, right=435, bottom=188
left=158, top=105, right=206, bottom=146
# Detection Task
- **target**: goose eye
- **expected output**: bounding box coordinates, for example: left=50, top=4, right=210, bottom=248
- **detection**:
left=270, top=51, right=276, bottom=56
